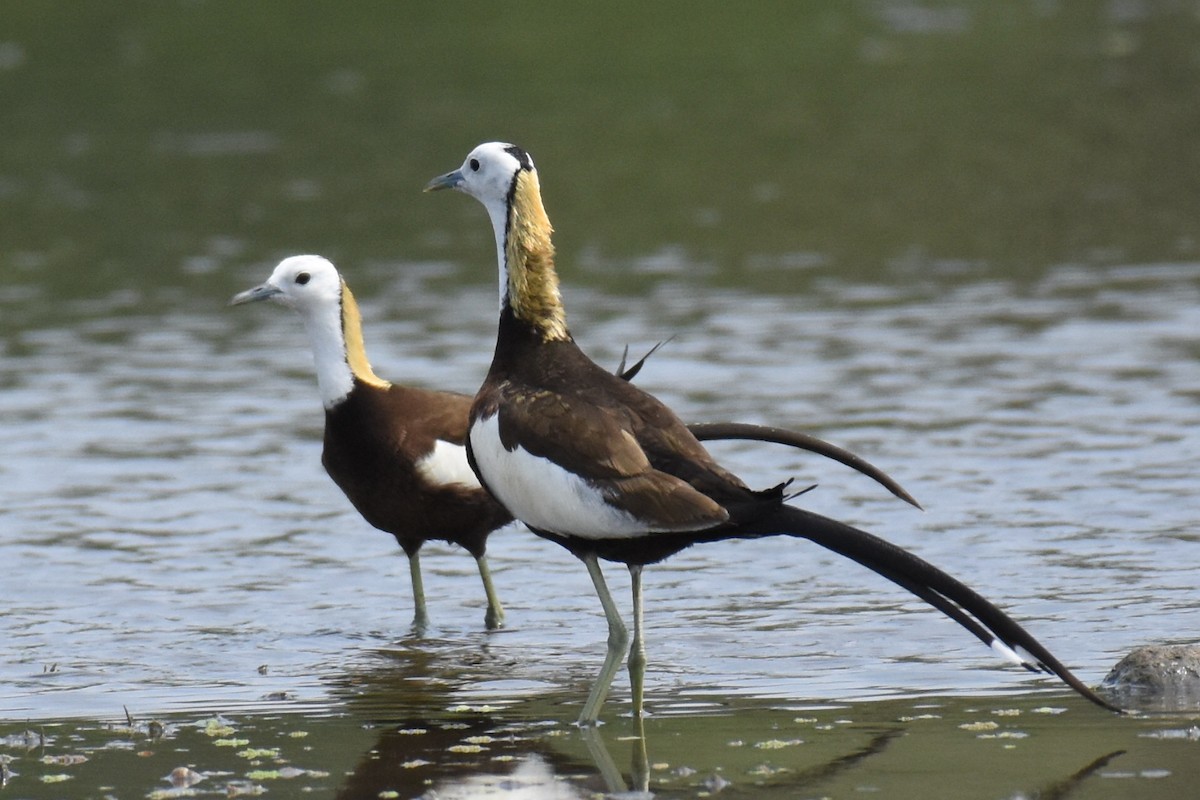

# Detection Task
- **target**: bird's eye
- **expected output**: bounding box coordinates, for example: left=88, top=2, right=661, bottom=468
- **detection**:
left=295, top=272, right=311, bottom=285
left=469, top=158, right=480, bottom=172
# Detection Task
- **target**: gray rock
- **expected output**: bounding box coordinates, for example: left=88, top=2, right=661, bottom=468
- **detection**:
left=1101, top=644, right=1200, bottom=711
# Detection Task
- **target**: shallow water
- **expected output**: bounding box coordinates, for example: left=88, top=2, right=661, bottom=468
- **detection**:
left=4, top=264, right=1200, bottom=725
left=4, top=2, right=1200, bottom=797
left=3, top=693, right=1199, bottom=799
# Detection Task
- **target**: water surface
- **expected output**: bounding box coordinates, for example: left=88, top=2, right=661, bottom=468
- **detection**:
left=3, top=2, right=1200, bottom=797
left=4, top=267, right=1199, bottom=723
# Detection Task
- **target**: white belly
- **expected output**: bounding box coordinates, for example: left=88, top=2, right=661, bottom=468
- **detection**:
left=469, top=414, right=649, bottom=539
left=415, top=439, right=483, bottom=490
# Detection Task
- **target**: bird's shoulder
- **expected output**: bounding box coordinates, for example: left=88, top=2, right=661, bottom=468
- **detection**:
left=480, top=341, right=737, bottom=487
left=330, top=380, right=473, bottom=452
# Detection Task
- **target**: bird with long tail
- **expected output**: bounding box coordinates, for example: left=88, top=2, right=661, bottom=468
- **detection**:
left=426, top=142, right=1120, bottom=722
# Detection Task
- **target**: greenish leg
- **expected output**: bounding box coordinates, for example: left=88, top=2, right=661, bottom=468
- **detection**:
left=578, top=553, right=629, bottom=726
left=579, top=726, right=626, bottom=793
left=408, top=551, right=429, bottom=633
left=630, top=713, right=649, bottom=791
left=475, top=554, right=505, bottom=630
left=628, top=564, right=647, bottom=719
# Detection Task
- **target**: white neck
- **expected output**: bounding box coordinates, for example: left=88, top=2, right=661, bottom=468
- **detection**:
left=481, top=194, right=511, bottom=310
left=299, top=301, right=354, bottom=408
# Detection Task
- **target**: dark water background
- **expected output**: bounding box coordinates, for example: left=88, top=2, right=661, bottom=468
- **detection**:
left=2, top=3, right=1199, bottom=797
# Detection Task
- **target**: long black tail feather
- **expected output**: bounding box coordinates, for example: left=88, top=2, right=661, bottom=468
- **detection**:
left=741, top=504, right=1121, bottom=712
left=687, top=422, right=923, bottom=510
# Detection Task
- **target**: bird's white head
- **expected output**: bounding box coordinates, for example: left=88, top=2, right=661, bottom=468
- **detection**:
left=231, top=254, right=385, bottom=407
left=426, top=142, right=566, bottom=340
left=230, top=255, right=342, bottom=314
left=424, top=141, right=534, bottom=216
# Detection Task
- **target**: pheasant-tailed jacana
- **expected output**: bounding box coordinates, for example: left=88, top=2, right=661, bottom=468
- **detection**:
left=426, top=142, right=1119, bottom=722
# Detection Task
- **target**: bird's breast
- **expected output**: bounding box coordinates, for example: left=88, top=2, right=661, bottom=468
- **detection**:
left=468, top=413, right=648, bottom=540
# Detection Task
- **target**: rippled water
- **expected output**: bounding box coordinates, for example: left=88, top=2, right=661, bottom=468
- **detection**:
left=4, top=4, right=1200, bottom=795
left=4, top=261, right=1198, bottom=725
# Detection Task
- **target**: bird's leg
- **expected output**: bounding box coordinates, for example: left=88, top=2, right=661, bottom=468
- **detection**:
left=578, top=553, right=629, bottom=726
left=407, top=551, right=429, bottom=633
left=578, top=717, right=649, bottom=794
left=475, top=554, right=505, bottom=630
left=628, top=564, right=647, bottom=719
left=630, top=713, right=649, bottom=792
left=579, top=725, right=626, bottom=793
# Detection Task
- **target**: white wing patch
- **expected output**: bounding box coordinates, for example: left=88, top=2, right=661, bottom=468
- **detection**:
left=415, top=439, right=483, bottom=490
left=471, top=414, right=673, bottom=540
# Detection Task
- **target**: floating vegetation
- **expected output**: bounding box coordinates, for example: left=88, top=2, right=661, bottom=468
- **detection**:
left=747, top=762, right=790, bottom=778
left=753, top=739, right=804, bottom=750
left=40, top=753, right=87, bottom=765
left=234, top=747, right=280, bottom=760
left=245, top=766, right=322, bottom=780
left=447, top=704, right=502, bottom=714
left=200, top=718, right=237, bottom=738
left=978, top=731, right=1030, bottom=740
left=213, top=737, right=250, bottom=748
left=0, top=712, right=339, bottom=797
left=959, top=721, right=1000, bottom=732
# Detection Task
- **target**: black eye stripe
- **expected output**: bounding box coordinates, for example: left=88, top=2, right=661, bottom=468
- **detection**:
left=296, top=272, right=311, bottom=285
left=469, top=158, right=480, bottom=172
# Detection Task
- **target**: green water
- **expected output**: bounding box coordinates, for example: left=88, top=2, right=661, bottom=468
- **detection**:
left=4, top=694, right=1198, bottom=799
left=4, top=1, right=1200, bottom=307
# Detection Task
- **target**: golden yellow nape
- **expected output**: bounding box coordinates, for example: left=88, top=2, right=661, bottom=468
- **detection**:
left=339, top=279, right=389, bottom=389
left=505, top=169, right=569, bottom=342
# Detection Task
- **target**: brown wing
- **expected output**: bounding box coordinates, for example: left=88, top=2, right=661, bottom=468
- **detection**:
left=488, top=382, right=729, bottom=531
left=322, top=381, right=510, bottom=556
left=538, top=339, right=760, bottom=502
